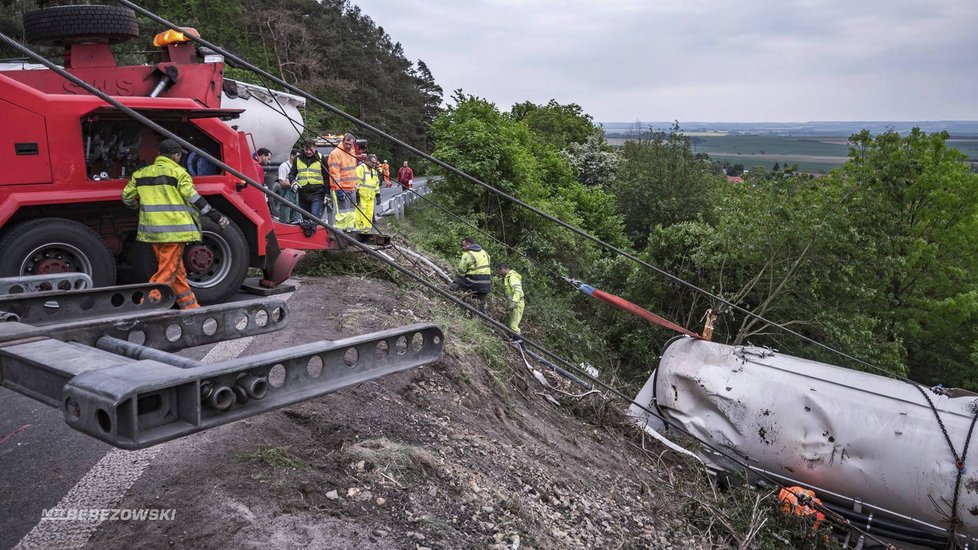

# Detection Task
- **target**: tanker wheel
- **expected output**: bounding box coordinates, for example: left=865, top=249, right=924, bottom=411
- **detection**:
left=23, top=5, right=139, bottom=46
left=129, top=217, right=250, bottom=305
left=0, top=218, right=116, bottom=288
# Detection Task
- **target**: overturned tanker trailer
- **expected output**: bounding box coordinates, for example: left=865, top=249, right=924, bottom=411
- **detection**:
left=630, top=337, right=978, bottom=548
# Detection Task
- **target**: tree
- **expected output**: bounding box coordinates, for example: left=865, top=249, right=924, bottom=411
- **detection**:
left=431, top=93, right=625, bottom=271
left=563, top=133, right=621, bottom=187
left=841, top=129, right=978, bottom=386
left=610, top=124, right=726, bottom=248
left=509, top=99, right=601, bottom=150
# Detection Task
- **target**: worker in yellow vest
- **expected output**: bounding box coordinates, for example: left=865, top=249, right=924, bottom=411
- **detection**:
left=121, top=138, right=229, bottom=309
left=288, top=139, right=328, bottom=218
left=355, top=154, right=381, bottom=231
left=498, top=264, right=525, bottom=342
left=450, top=236, right=491, bottom=312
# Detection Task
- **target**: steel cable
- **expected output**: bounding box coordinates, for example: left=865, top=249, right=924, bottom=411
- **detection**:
left=114, top=0, right=897, bottom=380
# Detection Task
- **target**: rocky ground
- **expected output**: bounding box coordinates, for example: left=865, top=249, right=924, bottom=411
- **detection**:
left=86, top=273, right=720, bottom=549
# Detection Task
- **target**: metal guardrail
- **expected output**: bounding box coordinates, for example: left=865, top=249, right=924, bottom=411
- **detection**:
left=378, top=178, right=435, bottom=220
left=0, top=273, right=93, bottom=294
left=0, top=275, right=444, bottom=449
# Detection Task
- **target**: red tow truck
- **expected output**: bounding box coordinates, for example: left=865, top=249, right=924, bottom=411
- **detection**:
left=0, top=4, right=352, bottom=304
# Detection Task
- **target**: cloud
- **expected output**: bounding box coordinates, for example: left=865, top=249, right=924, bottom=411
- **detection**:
left=352, top=0, right=978, bottom=121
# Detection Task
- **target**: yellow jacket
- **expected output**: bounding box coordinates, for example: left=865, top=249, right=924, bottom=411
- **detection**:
left=122, top=156, right=210, bottom=243
left=357, top=163, right=381, bottom=200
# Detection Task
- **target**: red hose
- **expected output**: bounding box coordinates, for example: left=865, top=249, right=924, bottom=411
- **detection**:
left=591, top=288, right=702, bottom=339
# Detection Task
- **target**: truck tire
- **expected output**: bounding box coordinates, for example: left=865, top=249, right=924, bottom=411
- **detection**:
left=129, top=217, right=250, bottom=305
left=23, top=5, right=139, bottom=46
left=0, top=218, right=116, bottom=287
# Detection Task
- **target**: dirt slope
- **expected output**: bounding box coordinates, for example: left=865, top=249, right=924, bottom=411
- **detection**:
left=87, top=275, right=709, bottom=549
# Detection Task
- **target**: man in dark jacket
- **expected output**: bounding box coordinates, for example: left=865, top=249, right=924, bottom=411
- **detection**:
left=288, top=140, right=329, bottom=218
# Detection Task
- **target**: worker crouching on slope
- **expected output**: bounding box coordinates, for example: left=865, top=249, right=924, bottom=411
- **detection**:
left=498, top=264, right=525, bottom=343
left=449, top=237, right=491, bottom=312
left=328, top=133, right=360, bottom=230
left=355, top=154, right=381, bottom=231
left=122, top=138, right=229, bottom=309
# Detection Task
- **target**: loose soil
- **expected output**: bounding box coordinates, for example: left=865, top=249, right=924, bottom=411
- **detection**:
left=87, top=275, right=710, bottom=549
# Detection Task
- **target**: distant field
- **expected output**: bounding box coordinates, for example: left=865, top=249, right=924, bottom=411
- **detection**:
left=605, top=134, right=978, bottom=173
left=948, top=139, right=978, bottom=160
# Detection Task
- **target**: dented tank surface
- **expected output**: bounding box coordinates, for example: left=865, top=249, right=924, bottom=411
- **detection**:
left=631, top=337, right=978, bottom=538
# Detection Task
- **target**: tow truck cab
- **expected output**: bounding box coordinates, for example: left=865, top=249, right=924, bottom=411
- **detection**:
left=0, top=4, right=338, bottom=303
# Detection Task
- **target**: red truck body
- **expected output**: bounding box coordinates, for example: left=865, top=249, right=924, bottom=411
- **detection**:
left=0, top=35, right=338, bottom=303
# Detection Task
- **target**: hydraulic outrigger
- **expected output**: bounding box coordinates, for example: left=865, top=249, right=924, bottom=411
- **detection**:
left=0, top=275, right=443, bottom=449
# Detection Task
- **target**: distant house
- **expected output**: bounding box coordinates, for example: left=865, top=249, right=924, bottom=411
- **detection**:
left=726, top=175, right=744, bottom=184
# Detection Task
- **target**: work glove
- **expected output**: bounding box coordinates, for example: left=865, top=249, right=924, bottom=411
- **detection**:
left=291, top=181, right=300, bottom=193
left=206, top=209, right=230, bottom=229
left=508, top=300, right=517, bottom=311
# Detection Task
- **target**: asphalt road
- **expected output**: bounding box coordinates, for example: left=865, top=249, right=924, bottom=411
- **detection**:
left=376, top=175, right=428, bottom=210
left=0, top=388, right=111, bottom=549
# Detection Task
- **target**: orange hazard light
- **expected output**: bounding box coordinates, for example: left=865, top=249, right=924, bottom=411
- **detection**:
left=153, top=28, right=200, bottom=48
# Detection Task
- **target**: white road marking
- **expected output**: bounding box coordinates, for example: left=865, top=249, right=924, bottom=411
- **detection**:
left=15, top=293, right=294, bottom=550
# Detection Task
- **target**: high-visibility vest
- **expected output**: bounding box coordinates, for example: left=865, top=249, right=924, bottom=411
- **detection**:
left=356, top=163, right=381, bottom=199
left=295, top=154, right=325, bottom=187
left=380, top=162, right=390, bottom=183
left=504, top=270, right=524, bottom=303
left=778, top=487, right=825, bottom=529
left=122, top=156, right=203, bottom=243
left=327, top=146, right=359, bottom=191
left=459, top=248, right=491, bottom=278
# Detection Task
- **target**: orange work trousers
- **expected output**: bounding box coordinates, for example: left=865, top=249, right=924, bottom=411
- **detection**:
left=149, top=243, right=199, bottom=309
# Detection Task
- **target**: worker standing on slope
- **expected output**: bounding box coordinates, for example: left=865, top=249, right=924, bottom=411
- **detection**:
left=497, top=264, right=525, bottom=343
left=289, top=140, right=328, bottom=218
left=450, top=236, right=491, bottom=312
left=122, top=138, right=229, bottom=309
left=328, top=133, right=360, bottom=230
left=355, top=154, right=381, bottom=231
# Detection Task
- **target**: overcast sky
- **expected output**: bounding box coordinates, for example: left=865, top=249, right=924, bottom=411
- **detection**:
left=351, top=0, right=978, bottom=122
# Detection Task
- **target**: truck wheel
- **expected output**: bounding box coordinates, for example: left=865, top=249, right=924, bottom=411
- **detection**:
left=0, top=218, right=116, bottom=287
left=130, top=217, right=250, bottom=305
left=23, top=5, right=139, bottom=46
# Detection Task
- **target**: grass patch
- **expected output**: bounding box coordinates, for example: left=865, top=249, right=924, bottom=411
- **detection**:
left=295, top=249, right=399, bottom=282
left=237, top=446, right=307, bottom=469
left=341, top=437, right=441, bottom=478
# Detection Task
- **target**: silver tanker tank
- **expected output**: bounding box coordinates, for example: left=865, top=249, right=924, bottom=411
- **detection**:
left=221, top=79, right=305, bottom=165
left=630, top=336, right=978, bottom=545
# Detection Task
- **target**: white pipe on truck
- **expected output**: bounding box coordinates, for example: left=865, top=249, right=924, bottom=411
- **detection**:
left=221, top=79, right=305, bottom=165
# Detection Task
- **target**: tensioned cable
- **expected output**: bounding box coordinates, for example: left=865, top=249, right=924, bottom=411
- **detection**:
left=1, top=23, right=939, bottom=545
left=130, top=7, right=974, bottom=492
left=114, top=0, right=894, bottom=378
